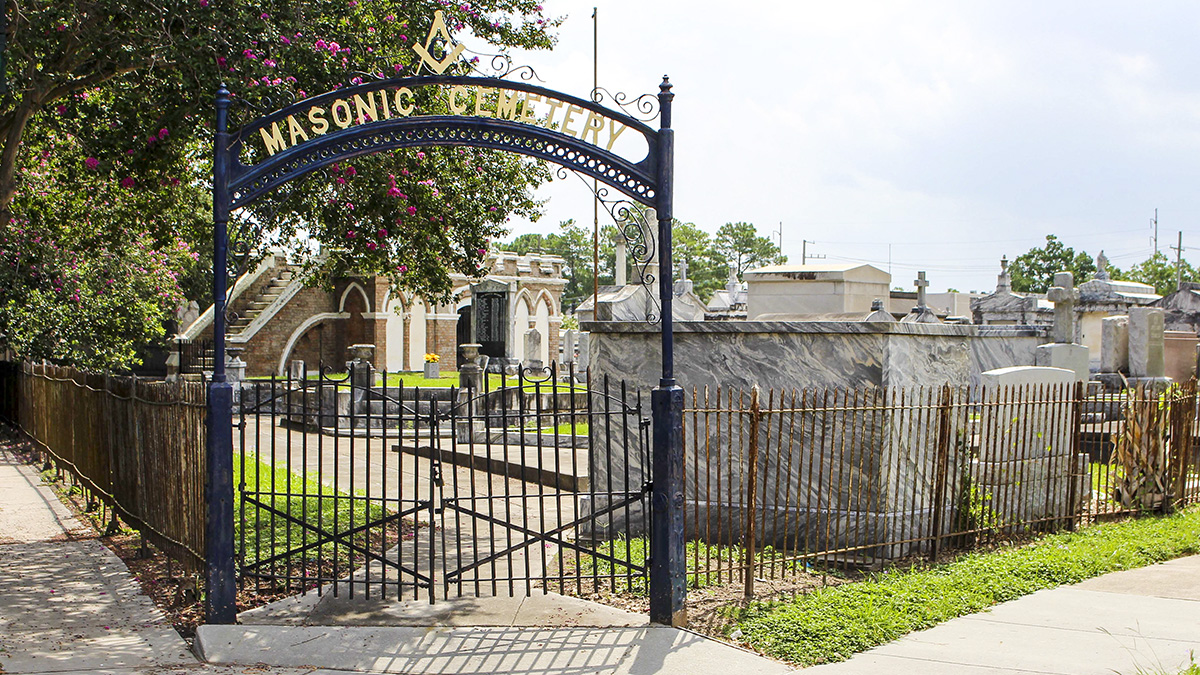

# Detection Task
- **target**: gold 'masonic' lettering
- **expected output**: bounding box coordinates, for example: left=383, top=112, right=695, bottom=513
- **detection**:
left=354, top=92, right=378, bottom=124
left=256, top=85, right=636, bottom=158
left=308, top=107, right=330, bottom=135
left=260, top=122, right=287, bottom=156
left=331, top=99, right=353, bottom=128
left=393, top=88, right=415, bottom=116
left=286, top=115, right=309, bottom=145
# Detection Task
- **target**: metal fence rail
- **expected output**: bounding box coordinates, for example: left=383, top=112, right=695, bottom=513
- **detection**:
left=683, top=381, right=1200, bottom=594
left=0, top=361, right=208, bottom=571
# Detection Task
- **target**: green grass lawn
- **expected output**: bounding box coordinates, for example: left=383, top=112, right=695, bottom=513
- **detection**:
left=503, top=421, right=590, bottom=436
left=559, top=536, right=790, bottom=595
left=235, top=454, right=399, bottom=575
left=736, top=506, right=1200, bottom=666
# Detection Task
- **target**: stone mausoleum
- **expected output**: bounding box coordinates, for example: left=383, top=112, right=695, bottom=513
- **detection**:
left=180, top=250, right=566, bottom=377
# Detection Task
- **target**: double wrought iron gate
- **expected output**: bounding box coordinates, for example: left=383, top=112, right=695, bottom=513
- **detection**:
left=233, top=363, right=651, bottom=602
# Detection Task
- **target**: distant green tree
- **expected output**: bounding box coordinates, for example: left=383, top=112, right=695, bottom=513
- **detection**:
left=505, top=219, right=609, bottom=311
left=673, top=221, right=729, bottom=302
left=714, top=222, right=787, bottom=276
left=1124, top=252, right=1200, bottom=296
left=1010, top=235, right=1097, bottom=294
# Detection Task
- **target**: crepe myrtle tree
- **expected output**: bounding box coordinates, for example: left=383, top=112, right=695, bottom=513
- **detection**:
left=1, top=0, right=561, bottom=306
left=0, top=130, right=199, bottom=368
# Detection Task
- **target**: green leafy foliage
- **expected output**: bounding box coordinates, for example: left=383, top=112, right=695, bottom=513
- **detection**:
left=508, top=218, right=784, bottom=306
left=737, top=507, right=1200, bottom=666
left=714, top=221, right=786, bottom=276
left=1009, top=235, right=1100, bottom=293
left=0, top=129, right=199, bottom=368
left=1125, top=251, right=1200, bottom=296
left=1, top=1, right=563, bottom=367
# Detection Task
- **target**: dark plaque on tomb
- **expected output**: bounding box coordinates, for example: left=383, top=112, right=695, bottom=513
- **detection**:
left=472, top=281, right=508, bottom=360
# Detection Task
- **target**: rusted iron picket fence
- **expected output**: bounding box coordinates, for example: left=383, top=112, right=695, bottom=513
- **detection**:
left=682, top=381, right=1200, bottom=594
left=0, top=361, right=208, bottom=571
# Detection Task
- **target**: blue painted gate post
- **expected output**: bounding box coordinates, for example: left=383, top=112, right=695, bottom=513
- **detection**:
left=205, top=84, right=238, bottom=624
left=649, top=77, right=686, bottom=626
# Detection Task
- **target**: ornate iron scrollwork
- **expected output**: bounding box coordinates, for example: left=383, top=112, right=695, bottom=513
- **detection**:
left=590, top=86, right=660, bottom=123
left=567, top=169, right=661, bottom=325
left=459, top=47, right=544, bottom=82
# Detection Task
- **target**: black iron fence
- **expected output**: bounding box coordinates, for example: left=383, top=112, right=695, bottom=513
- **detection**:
left=682, top=380, right=1200, bottom=594
left=233, top=361, right=651, bottom=601
left=4, top=356, right=1197, bottom=608
left=177, top=339, right=214, bottom=376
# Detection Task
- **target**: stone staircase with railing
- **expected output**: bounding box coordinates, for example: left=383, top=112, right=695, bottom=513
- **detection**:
left=228, top=265, right=297, bottom=338
left=173, top=256, right=299, bottom=376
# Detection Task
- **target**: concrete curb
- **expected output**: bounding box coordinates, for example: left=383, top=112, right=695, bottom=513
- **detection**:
left=195, top=623, right=796, bottom=674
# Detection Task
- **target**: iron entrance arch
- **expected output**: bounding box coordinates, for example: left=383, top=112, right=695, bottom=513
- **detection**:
left=205, top=74, right=684, bottom=626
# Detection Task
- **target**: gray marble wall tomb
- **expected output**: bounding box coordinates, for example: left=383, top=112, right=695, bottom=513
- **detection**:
left=579, top=320, right=1053, bottom=558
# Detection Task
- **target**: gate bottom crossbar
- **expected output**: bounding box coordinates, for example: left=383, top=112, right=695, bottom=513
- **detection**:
left=240, top=495, right=432, bottom=587
left=439, top=488, right=648, bottom=582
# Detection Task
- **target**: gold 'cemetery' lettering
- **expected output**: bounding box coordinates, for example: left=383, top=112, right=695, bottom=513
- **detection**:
left=255, top=84, right=631, bottom=158
left=495, top=90, right=521, bottom=120
left=448, top=85, right=470, bottom=115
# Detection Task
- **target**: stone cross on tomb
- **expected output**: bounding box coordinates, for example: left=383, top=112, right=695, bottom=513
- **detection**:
left=914, top=271, right=929, bottom=309
left=1047, top=271, right=1077, bottom=344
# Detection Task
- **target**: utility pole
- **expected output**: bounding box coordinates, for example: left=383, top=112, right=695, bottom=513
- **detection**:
left=1172, top=231, right=1184, bottom=291
left=801, top=240, right=825, bottom=265
left=591, top=7, right=599, bottom=310
left=1152, top=208, right=1159, bottom=255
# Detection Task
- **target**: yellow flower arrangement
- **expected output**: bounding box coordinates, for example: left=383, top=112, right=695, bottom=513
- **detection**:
left=424, top=353, right=440, bottom=364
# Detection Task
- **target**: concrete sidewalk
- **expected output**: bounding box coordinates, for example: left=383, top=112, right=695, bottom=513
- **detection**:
left=0, top=443, right=314, bottom=675
left=198, top=557, right=1200, bottom=675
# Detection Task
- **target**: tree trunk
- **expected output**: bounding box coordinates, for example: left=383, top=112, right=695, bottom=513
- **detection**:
left=0, top=100, right=37, bottom=221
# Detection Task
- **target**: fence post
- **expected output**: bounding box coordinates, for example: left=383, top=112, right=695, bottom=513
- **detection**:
left=205, top=84, right=237, bottom=625
left=1065, top=381, right=1084, bottom=531
left=929, top=385, right=953, bottom=561
left=743, top=386, right=761, bottom=599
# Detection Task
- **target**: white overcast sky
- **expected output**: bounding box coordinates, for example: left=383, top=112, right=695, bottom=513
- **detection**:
left=496, top=1, right=1200, bottom=293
